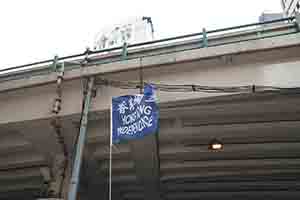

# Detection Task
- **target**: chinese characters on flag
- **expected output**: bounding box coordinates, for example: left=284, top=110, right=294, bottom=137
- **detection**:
left=111, top=84, right=158, bottom=143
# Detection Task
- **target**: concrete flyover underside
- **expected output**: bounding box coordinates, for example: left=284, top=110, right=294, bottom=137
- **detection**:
left=1, top=20, right=300, bottom=199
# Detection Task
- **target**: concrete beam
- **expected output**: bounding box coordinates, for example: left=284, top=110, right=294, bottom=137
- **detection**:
left=2, top=35, right=300, bottom=127
left=1, top=32, right=300, bottom=93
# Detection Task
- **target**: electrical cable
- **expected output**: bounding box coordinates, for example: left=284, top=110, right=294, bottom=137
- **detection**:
left=95, top=78, right=287, bottom=94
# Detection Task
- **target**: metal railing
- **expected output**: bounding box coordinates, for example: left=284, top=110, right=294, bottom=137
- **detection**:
left=0, top=16, right=297, bottom=79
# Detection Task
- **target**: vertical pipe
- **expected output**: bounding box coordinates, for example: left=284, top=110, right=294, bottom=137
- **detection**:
left=109, top=103, right=113, bottom=200
left=67, top=77, right=95, bottom=200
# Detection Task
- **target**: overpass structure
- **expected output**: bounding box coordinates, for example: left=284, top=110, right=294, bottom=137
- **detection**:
left=1, top=16, right=300, bottom=200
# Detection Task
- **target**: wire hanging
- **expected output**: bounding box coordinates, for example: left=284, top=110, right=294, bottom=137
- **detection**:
left=95, top=77, right=285, bottom=94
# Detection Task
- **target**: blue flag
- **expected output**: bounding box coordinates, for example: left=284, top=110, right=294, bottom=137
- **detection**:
left=111, top=84, right=158, bottom=144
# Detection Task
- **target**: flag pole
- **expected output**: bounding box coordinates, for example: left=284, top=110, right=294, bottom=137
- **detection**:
left=109, top=103, right=113, bottom=200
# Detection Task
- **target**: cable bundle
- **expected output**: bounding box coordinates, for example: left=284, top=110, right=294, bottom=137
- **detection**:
left=96, top=78, right=284, bottom=94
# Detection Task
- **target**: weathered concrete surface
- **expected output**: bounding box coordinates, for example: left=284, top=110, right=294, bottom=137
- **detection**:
left=1, top=33, right=300, bottom=126
left=1, top=32, right=300, bottom=93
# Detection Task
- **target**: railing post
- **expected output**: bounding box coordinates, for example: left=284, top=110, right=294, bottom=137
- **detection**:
left=295, top=13, right=300, bottom=31
left=202, top=28, right=208, bottom=47
left=52, top=55, right=59, bottom=72
left=122, top=42, right=128, bottom=59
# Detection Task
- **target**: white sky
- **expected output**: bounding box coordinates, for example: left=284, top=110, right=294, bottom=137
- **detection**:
left=0, top=0, right=282, bottom=69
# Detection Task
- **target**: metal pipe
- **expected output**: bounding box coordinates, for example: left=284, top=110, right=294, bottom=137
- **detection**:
left=207, top=16, right=295, bottom=34
left=67, top=77, right=94, bottom=200
left=86, top=30, right=298, bottom=68
left=0, top=16, right=295, bottom=74
left=2, top=28, right=295, bottom=84
left=127, top=16, right=296, bottom=48
left=0, top=53, right=85, bottom=73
